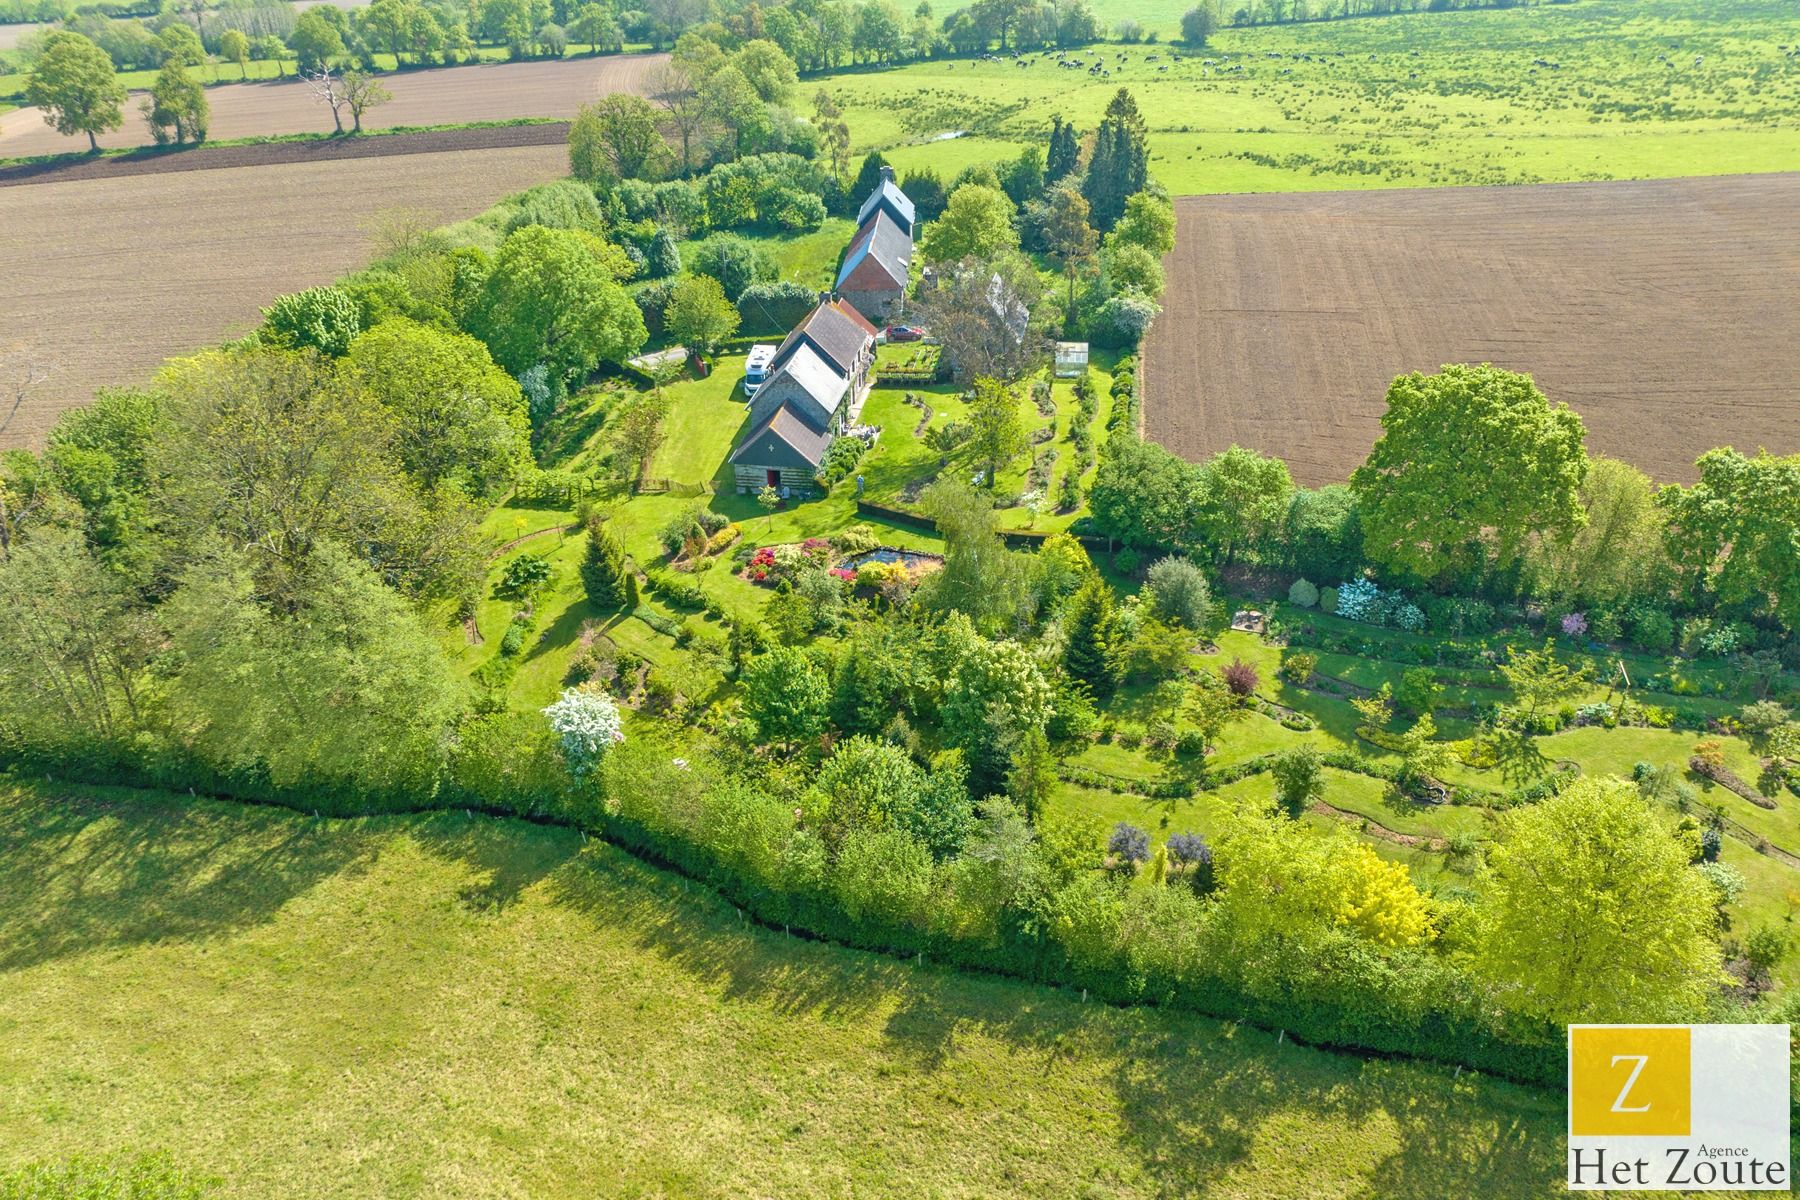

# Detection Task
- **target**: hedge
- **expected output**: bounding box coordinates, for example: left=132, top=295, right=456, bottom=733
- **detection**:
left=2, top=727, right=1565, bottom=1091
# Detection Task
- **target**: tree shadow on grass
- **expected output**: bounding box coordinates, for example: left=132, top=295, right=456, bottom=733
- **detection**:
left=6, top=785, right=1571, bottom=1196
left=0, top=787, right=383, bottom=974
left=405, top=810, right=575, bottom=913
left=540, top=839, right=1571, bottom=1197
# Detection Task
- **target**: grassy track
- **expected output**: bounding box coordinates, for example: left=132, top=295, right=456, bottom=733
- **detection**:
left=0, top=782, right=1576, bottom=1198
left=808, top=0, right=1800, bottom=195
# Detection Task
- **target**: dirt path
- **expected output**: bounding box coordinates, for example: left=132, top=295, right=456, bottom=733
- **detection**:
left=0, top=121, right=569, bottom=187
left=487, top=523, right=577, bottom=560
left=1142, top=174, right=1800, bottom=486
left=1312, top=800, right=1449, bottom=853
left=0, top=52, right=665, bottom=157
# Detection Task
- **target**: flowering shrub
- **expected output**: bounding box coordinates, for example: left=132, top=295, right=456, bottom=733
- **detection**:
left=1166, top=831, right=1210, bottom=866
left=1334, top=579, right=1424, bottom=632
left=1108, top=822, right=1150, bottom=865
left=745, top=546, right=777, bottom=583
left=830, top=567, right=856, bottom=581
left=1561, top=611, right=1588, bottom=638
left=542, top=687, right=624, bottom=775
left=1334, top=578, right=1383, bottom=622
left=1389, top=599, right=1426, bottom=632
left=1287, top=578, right=1319, bottom=609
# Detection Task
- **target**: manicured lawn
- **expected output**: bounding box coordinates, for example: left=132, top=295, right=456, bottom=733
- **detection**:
left=0, top=783, right=1576, bottom=1198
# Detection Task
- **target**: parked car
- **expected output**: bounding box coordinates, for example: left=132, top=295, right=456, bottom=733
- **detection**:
left=885, top=325, right=925, bottom=342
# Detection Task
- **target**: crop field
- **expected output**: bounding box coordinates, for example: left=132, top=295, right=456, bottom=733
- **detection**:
left=0, top=782, right=1576, bottom=1198
left=0, top=51, right=664, bottom=157
left=809, top=0, right=1800, bottom=196
left=0, top=21, right=42, bottom=52
left=1141, top=172, right=1800, bottom=486
left=0, top=142, right=567, bottom=448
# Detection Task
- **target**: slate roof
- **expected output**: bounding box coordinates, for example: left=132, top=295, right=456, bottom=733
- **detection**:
left=857, top=177, right=916, bottom=234
left=770, top=299, right=876, bottom=378
left=748, top=343, right=850, bottom=432
left=836, top=212, right=912, bottom=295
left=728, top=403, right=833, bottom=470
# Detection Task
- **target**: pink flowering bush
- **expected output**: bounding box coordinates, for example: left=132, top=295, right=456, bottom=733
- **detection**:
left=1561, top=612, right=1588, bottom=637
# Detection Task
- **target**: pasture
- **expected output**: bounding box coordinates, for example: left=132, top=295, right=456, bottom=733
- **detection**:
left=808, top=0, right=1800, bottom=196
left=0, top=142, right=567, bottom=448
left=1140, top=172, right=1800, bottom=485
left=0, top=782, right=1574, bottom=1198
left=0, top=51, right=664, bottom=157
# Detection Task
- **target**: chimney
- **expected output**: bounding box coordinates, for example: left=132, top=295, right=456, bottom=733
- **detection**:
left=879, top=165, right=895, bottom=184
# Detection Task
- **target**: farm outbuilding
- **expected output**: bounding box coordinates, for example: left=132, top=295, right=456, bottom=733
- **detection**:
left=836, top=166, right=917, bottom=325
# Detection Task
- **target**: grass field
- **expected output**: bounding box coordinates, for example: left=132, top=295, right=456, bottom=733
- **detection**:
left=0, top=782, right=1579, bottom=1198
left=0, top=52, right=664, bottom=157
left=807, top=0, right=1800, bottom=196
left=1140, top=172, right=1800, bottom=486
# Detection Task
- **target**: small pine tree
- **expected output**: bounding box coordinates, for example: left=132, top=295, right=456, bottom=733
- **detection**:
left=581, top=516, right=627, bottom=609
left=623, top=569, right=640, bottom=610
left=1061, top=576, right=1118, bottom=701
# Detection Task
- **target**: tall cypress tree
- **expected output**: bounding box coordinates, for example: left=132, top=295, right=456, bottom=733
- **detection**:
left=1061, top=576, right=1119, bottom=701
left=1082, top=89, right=1148, bottom=230
left=1045, top=114, right=1080, bottom=185
left=580, top=515, right=627, bottom=610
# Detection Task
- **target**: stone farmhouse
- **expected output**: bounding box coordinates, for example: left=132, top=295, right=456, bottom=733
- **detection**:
left=729, top=172, right=916, bottom=497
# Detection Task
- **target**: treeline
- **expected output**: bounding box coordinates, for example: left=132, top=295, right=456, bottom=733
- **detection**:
left=1219, top=0, right=1564, bottom=29
left=0, top=0, right=153, bottom=24
left=1087, top=364, right=1800, bottom=660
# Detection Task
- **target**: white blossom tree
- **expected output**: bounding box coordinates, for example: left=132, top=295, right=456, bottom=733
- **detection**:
left=543, top=686, right=624, bottom=774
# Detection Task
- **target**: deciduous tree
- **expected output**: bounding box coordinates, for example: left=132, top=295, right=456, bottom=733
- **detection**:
left=142, top=60, right=208, bottom=145
left=347, top=319, right=528, bottom=495
left=467, top=225, right=646, bottom=386
left=24, top=31, right=125, bottom=151
left=741, top=646, right=830, bottom=750
left=1473, top=776, right=1721, bottom=1023
left=1351, top=364, right=1588, bottom=588
left=662, top=273, right=740, bottom=354
left=569, top=92, right=668, bottom=182
left=1660, top=448, right=1800, bottom=635
left=922, top=183, right=1019, bottom=264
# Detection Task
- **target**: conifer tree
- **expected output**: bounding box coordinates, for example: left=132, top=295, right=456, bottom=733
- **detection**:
left=1061, top=575, right=1118, bottom=701
left=1082, top=89, right=1148, bottom=230
left=1045, top=114, right=1080, bottom=185
left=581, top=515, right=627, bottom=609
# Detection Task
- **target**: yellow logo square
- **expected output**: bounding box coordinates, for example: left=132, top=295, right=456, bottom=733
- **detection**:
left=1570, top=1026, right=1692, bottom=1136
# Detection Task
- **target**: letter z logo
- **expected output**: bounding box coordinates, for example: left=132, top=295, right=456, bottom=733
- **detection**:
left=1610, top=1055, right=1652, bottom=1114
left=1570, top=1027, right=1691, bottom=1137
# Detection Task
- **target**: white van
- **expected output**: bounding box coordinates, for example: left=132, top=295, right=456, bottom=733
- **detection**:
left=742, top=344, right=778, bottom=400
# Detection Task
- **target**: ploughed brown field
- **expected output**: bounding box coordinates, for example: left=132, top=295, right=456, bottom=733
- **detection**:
left=0, top=142, right=567, bottom=447
left=0, top=51, right=665, bottom=157
left=1142, top=174, right=1800, bottom=487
